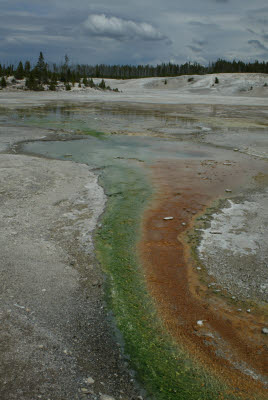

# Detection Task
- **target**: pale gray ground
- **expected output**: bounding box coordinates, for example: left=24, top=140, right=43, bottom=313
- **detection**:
left=1, top=73, right=268, bottom=107
left=0, top=151, right=141, bottom=400
left=202, top=129, right=268, bottom=159
left=198, top=192, right=268, bottom=303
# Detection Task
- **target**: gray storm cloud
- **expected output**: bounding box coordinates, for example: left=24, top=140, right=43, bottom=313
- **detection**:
left=248, top=39, right=268, bottom=51
left=83, top=14, right=167, bottom=41
left=1, top=1, right=267, bottom=65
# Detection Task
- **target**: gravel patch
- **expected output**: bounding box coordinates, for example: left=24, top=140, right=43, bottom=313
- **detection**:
left=198, top=191, right=268, bottom=302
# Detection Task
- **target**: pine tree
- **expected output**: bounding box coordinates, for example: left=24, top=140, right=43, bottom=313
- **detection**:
left=98, top=79, right=106, bottom=89
left=0, top=76, right=7, bottom=88
left=95, top=65, right=100, bottom=78
left=25, top=72, right=35, bottom=90
left=15, top=61, right=24, bottom=79
left=62, top=54, right=70, bottom=82
left=25, top=71, right=43, bottom=90
left=49, top=73, right=57, bottom=90
left=35, top=52, right=48, bottom=84
left=24, top=61, right=31, bottom=77
left=88, top=78, right=95, bottom=88
left=49, top=82, right=56, bottom=91
left=65, top=82, right=71, bottom=91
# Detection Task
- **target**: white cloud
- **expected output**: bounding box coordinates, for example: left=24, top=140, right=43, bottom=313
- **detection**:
left=83, top=14, right=167, bottom=41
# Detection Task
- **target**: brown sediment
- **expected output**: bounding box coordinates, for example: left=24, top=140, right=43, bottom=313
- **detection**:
left=139, top=158, right=268, bottom=398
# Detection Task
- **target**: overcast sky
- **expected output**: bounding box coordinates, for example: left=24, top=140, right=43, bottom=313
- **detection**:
left=1, top=0, right=268, bottom=66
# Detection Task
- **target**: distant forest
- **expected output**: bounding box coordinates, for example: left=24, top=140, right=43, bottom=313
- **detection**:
left=0, top=52, right=267, bottom=90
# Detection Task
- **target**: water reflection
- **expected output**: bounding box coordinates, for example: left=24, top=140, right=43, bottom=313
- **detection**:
left=0, top=104, right=202, bottom=138
left=0, top=103, right=267, bottom=142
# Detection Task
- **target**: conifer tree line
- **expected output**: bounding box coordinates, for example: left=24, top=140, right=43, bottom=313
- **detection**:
left=0, top=52, right=267, bottom=90
left=0, top=53, right=116, bottom=91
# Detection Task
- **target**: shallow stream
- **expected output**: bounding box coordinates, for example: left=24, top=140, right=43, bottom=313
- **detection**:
left=2, top=102, right=268, bottom=400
